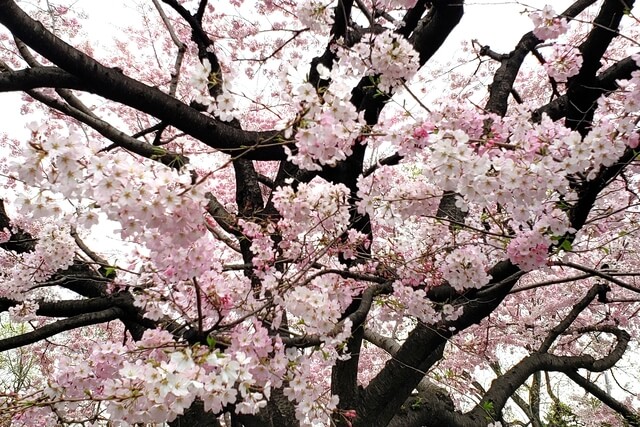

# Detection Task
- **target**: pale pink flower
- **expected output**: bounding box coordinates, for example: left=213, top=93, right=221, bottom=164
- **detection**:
left=543, top=45, right=583, bottom=82
left=530, top=5, right=569, bottom=40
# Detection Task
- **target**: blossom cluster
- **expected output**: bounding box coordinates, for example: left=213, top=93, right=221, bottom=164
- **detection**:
left=283, top=364, right=340, bottom=424
left=241, top=219, right=277, bottom=270
left=7, top=321, right=352, bottom=426
left=297, top=0, right=334, bottom=33
left=189, top=59, right=238, bottom=122
left=530, top=5, right=569, bottom=40
left=11, top=125, right=209, bottom=274
left=8, top=299, right=39, bottom=322
left=9, top=330, right=265, bottom=424
left=368, top=30, right=421, bottom=92
left=506, top=230, right=550, bottom=272
left=356, top=163, right=440, bottom=225
left=0, top=222, right=75, bottom=300
left=284, top=276, right=350, bottom=336
left=286, top=93, right=363, bottom=170
left=335, top=29, right=421, bottom=92
left=440, top=246, right=491, bottom=292
left=543, top=45, right=583, bottom=82
left=392, top=281, right=440, bottom=324
left=272, top=179, right=351, bottom=260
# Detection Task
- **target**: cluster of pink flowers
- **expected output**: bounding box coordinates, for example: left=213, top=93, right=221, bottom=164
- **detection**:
left=8, top=299, right=39, bottom=322
left=287, top=94, right=363, bottom=170
left=240, top=219, right=277, bottom=271
left=189, top=58, right=212, bottom=94
left=189, top=59, right=238, bottom=122
left=272, top=179, right=351, bottom=259
left=356, top=165, right=440, bottom=225
left=296, top=0, right=334, bottom=33
left=582, top=120, right=629, bottom=177
left=440, top=246, right=491, bottom=292
left=334, top=30, right=420, bottom=93
left=369, top=30, right=421, bottom=91
left=392, top=281, right=441, bottom=324
left=506, top=230, right=550, bottom=272
left=543, top=44, right=583, bottom=82
left=530, top=5, right=569, bottom=40
left=1, top=223, right=75, bottom=300
left=407, top=121, right=436, bottom=155
left=284, top=277, right=347, bottom=336
left=282, top=363, right=340, bottom=425
left=24, top=329, right=288, bottom=425
left=12, top=125, right=210, bottom=278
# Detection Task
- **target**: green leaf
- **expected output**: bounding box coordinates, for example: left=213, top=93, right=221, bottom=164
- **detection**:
left=103, top=266, right=117, bottom=278
left=481, top=400, right=496, bottom=417
left=560, top=239, right=573, bottom=252
left=206, top=336, right=217, bottom=349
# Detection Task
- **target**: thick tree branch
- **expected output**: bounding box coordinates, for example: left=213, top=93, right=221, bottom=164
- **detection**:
left=2, top=43, right=188, bottom=167
left=533, top=53, right=640, bottom=122
left=233, top=158, right=266, bottom=288
left=0, top=308, right=125, bottom=352
left=205, top=192, right=241, bottom=236
left=362, top=328, right=465, bottom=427
left=13, top=37, right=99, bottom=118
left=398, top=0, right=430, bottom=38
left=355, top=260, right=521, bottom=427
left=485, top=0, right=598, bottom=116
left=363, top=153, right=403, bottom=177
left=363, top=328, right=400, bottom=355
left=168, top=400, right=222, bottom=427
left=569, top=147, right=638, bottom=236
left=565, top=0, right=635, bottom=135
left=409, top=1, right=464, bottom=65
left=538, top=283, right=602, bottom=353
left=0, top=65, right=83, bottom=91
left=565, top=370, right=640, bottom=426
left=491, top=361, right=541, bottom=427
left=468, top=325, right=630, bottom=423
left=0, top=294, right=151, bottom=321
left=386, top=390, right=461, bottom=427
left=19, top=83, right=188, bottom=169
left=0, top=0, right=287, bottom=160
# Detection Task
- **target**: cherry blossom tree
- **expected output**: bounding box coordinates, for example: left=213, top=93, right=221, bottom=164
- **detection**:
left=0, top=0, right=639, bottom=426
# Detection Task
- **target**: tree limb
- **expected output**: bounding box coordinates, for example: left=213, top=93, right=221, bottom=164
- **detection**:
left=0, top=0, right=287, bottom=160
left=538, top=283, right=602, bottom=353
left=485, top=0, right=598, bottom=116
left=565, top=0, right=635, bottom=135
left=468, top=325, right=630, bottom=423
left=533, top=53, right=640, bottom=122
left=0, top=308, right=125, bottom=352
left=565, top=370, right=640, bottom=426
